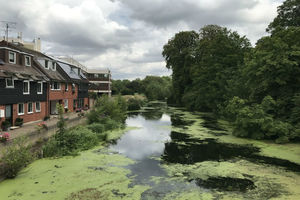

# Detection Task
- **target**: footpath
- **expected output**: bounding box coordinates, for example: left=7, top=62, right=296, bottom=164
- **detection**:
left=0, top=111, right=87, bottom=154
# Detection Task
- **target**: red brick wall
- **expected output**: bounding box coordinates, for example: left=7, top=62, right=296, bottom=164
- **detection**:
left=49, top=83, right=78, bottom=113
left=12, top=102, right=47, bottom=125
left=49, top=83, right=78, bottom=100
left=84, top=98, right=89, bottom=108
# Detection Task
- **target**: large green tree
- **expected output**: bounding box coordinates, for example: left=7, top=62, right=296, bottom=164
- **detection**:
left=162, top=31, right=199, bottom=105
left=267, top=0, right=300, bottom=33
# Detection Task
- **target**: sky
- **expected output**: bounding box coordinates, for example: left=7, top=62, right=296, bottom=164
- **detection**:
left=0, top=0, right=284, bottom=80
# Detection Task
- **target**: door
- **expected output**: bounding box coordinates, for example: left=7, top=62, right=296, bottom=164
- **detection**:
left=5, top=105, right=13, bottom=125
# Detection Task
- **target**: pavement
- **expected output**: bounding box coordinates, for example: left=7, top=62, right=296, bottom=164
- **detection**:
left=1, top=111, right=85, bottom=140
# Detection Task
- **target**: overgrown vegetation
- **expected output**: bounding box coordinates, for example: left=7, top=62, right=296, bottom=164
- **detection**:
left=43, top=97, right=127, bottom=157
left=1, top=137, right=33, bottom=178
left=112, top=76, right=172, bottom=100
left=163, top=0, right=300, bottom=142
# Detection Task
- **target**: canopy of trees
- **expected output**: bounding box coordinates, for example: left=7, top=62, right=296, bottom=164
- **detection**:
left=112, top=76, right=172, bottom=101
left=162, top=0, right=300, bottom=143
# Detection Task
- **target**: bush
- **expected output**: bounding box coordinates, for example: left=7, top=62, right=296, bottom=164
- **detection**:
left=15, top=118, right=24, bottom=127
left=87, top=95, right=127, bottom=125
left=1, top=120, right=11, bottom=131
left=104, top=119, right=120, bottom=131
left=43, top=126, right=98, bottom=157
left=1, top=137, right=33, bottom=178
left=86, top=123, right=107, bottom=141
left=127, top=98, right=142, bottom=111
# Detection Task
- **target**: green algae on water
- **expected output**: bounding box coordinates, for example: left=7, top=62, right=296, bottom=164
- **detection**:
left=0, top=146, right=149, bottom=200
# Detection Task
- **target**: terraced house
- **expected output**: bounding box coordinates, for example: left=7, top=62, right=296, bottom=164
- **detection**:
left=0, top=41, right=49, bottom=128
left=0, top=40, right=92, bottom=129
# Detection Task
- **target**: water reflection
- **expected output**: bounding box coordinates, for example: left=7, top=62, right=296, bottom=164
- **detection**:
left=110, top=114, right=171, bottom=160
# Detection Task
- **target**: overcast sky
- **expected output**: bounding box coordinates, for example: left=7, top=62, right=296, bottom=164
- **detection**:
left=0, top=0, right=283, bottom=80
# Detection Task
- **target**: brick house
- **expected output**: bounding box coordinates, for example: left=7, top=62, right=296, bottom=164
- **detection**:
left=55, top=59, right=89, bottom=111
left=0, top=41, right=49, bottom=127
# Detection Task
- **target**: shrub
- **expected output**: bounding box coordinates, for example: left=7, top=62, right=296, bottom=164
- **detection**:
left=1, top=137, right=33, bottom=178
left=15, top=118, right=24, bottom=127
left=87, top=123, right=105, bottom=133
left=127, top=98, right=142, bottom=111
left=43, top=126, right=98, bottom=157
left=43, top=116, right=50, bottom=121
left=87, top=95, right=127, bottom=125
left=1, top=120, right=11, bottom=131
left=104, top=119, right=120, bottom=131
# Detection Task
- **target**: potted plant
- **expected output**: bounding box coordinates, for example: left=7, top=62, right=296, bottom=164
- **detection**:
left=15, top=118, right=24, bottom=127
left=1, top=120, right=11, bottom=131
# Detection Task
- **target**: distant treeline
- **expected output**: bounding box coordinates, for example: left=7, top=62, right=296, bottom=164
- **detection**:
left=112, top=76, right=172, bottom=100
left=162, top=0, right=300, bottom=143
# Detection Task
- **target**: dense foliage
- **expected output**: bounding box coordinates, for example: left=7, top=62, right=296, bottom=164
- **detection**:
left=112, top=76, right=172, bottom=100
left=1, top=137, right=33, bottom=178
left=44, top=97, right=127, bottom=157
left=163, top=0, right=300, bottom=142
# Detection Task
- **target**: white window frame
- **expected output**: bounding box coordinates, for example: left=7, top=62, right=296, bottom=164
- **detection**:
left=23, top=80, right=30, bottom=94
left=45, top=60, right=49, bottom=69
left=65, top=83, right=68, bottom=91
left=51, top=62, right=56, bottom=71
left=64, top=99, right=68, bottom=109
left=8, top=51, right=16, bottom=64
left=25, top=55, right=31, bottom=66
left=35, top=102, right=41, bottom=112
left=27, top=102, right=33, bottom=114
left=50, top=82, right=61, bottom=90
left=5, top=78, right=14, bottom=88
left=37, top=81, right=43, bottom=94
left=18, top=103, right=24, bottom=115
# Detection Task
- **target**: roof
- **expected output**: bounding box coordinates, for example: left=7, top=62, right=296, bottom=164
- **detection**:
left=35, top=58, right=67, bottom=82
left=86, top=68, right=110, bottom=74
left=0, top=40, right=63, bottom=82
left=0, top=62, right=48, bottom=81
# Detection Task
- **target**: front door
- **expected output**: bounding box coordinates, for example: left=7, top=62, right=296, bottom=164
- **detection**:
left=5, top=105, right=13, bottom=125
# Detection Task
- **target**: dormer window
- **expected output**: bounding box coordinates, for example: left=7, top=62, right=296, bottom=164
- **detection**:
left=25, top=56, right=31, bottom=66
left=5, top=78, right=14, bottom=88
left=9, top=51, right=16, bottom=64
left=51, top=62, right=56, bottom=71
left=45, top=60, right=49, bottom=69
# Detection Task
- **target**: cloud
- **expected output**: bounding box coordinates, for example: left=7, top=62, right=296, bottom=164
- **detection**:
left=0, top=0, right=284, bottom=79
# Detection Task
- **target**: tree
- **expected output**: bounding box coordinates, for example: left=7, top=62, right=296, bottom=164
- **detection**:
left=267, top=0, right=300, bottom=33
left=182, top=25, right=251, bottom=111
left=162, top=31, right=199, bottom=105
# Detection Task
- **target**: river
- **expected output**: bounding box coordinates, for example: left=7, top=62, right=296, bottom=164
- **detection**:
left=0, top=102, right=299, bottom=199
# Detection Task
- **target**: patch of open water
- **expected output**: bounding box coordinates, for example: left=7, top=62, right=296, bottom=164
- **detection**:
left=110, top=105, right=300, bottom=199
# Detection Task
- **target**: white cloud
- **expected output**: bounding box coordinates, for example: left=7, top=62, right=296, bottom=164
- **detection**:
left=0, top=0, right=284, bottom=79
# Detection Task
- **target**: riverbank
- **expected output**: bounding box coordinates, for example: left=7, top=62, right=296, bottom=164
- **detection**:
left=0, top=103, right=299, bottom=199
left=0, top=111, right=87, bottom=157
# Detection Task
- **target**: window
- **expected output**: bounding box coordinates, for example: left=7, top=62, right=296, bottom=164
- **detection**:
left=37, top=82, right=43, bottom=94
left=27, top=102, right=33, bottom=113
left=51, top=62, right=56, bottom=71
left=35, top=102, right=41, bottom=112
left=23, top=81, right=30, bottom=94
left=18, top=103, right=24, bottom=115
left=72, top=83, right=76, bottom=93
left=5, top=78, right=14, bottom=88
left=25, top=56, right=31, bottom=66
left=65, top=83, right=68, bottom=91
left=64, top=99, right=68, bottom=109
left=45, top=60, right=49, bottom=69
left=50, top=82, right=61, bottom=90
left=9, top=51, right=16, bottom=64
